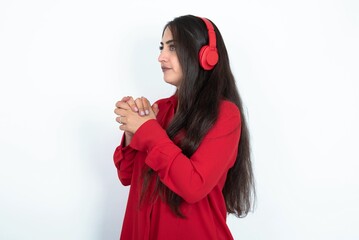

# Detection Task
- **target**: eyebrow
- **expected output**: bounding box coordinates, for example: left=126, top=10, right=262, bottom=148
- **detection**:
left=160, top=40, right=174, bottom=45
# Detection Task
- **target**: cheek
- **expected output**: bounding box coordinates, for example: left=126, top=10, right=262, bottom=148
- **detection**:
left=171, top=55, right=181, bottom=69
left=174, top=59, right=182, bottom=73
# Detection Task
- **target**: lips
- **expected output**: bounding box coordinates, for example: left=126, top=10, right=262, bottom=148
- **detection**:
left=161, top=66, right=171, bottom=72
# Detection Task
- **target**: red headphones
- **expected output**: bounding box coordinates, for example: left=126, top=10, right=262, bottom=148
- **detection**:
left=198, top=17, right=219, bottom=70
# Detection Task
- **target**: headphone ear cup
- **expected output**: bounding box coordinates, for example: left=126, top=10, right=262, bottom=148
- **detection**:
left=199, top=45, right=219, bottom=70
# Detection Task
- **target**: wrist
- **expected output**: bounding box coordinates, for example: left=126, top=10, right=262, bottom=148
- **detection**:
left=124, top=132, right=133, bottom=146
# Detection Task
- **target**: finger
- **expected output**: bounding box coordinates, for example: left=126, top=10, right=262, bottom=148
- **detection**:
left=121, top=96, right=131, bottom=102
left=115, top=116, right=127, bottom=124
left=135, top=98, right=145, bottom=116
left=119, top=124, right=126, bottom=131
left=114, top=108, right=128, bottom=118
left=114, top=103, right=130, bottom=115
left=114, top=107, right=126, bottom=115
left=115, top=100, right=131, bottom=110
left=126, top=97, right=139, bottom=112
left=141, top=97, right=156, bottom=118
left=141, top=97, right=150, bottom=115
left=115, top=116, right=121, bottom=124
left=152, top=103, right=159, bottom=116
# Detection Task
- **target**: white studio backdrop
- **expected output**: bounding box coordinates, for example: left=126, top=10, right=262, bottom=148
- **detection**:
left=0, top=0, right=358, bottom=239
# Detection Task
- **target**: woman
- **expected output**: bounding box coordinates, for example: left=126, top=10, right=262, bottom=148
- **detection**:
left=113, top=15, right=255, bottom=240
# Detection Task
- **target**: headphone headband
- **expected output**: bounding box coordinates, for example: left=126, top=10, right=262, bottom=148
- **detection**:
left=200, top=17, right=217, bottom=50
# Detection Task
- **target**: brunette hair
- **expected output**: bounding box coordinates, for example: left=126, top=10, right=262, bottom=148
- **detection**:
left=141, top=15, right=255, bottom=218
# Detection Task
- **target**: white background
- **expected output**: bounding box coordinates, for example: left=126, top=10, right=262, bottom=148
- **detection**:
left=1, top=0, right=358, bottom=239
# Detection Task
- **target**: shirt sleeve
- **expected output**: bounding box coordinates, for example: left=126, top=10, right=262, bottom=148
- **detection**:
left=113, top=134, right=137, bottom=186
left=129, top=101, right=241, bottom=203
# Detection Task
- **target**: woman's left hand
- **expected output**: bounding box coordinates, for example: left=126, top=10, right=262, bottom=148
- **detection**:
left=114, top=97, right=157, bottom=135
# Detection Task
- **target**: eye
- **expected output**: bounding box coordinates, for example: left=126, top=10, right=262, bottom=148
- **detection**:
left=169, top=44, right=176, bottom=51
left=159, top=45, right=164, bottom=51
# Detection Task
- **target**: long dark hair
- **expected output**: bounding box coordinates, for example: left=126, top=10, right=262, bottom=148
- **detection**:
left=141, top=15, right=255, bottom=218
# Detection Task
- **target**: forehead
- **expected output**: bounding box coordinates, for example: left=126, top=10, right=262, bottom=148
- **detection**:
left=162, top=27, right=173, bottom=42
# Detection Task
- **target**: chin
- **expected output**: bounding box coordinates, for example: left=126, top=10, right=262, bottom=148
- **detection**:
left=164, top=79, right=180, bottom=87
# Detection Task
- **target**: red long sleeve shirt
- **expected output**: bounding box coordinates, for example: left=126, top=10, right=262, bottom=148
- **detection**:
left=113, top=95, right=241, bottom=240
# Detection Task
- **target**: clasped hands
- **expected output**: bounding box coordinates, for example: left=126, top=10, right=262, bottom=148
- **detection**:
left=114, top=96, right=159, bottom=135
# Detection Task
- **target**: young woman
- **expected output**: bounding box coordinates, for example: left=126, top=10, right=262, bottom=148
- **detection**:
left=113, top=14, right=255, bottom=240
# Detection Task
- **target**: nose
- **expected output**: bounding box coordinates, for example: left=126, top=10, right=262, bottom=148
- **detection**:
left=158, top=50, right=167, bottom=63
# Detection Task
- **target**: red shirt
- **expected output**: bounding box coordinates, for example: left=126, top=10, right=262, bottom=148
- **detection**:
left=113, top=95, right=241, bottom=240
